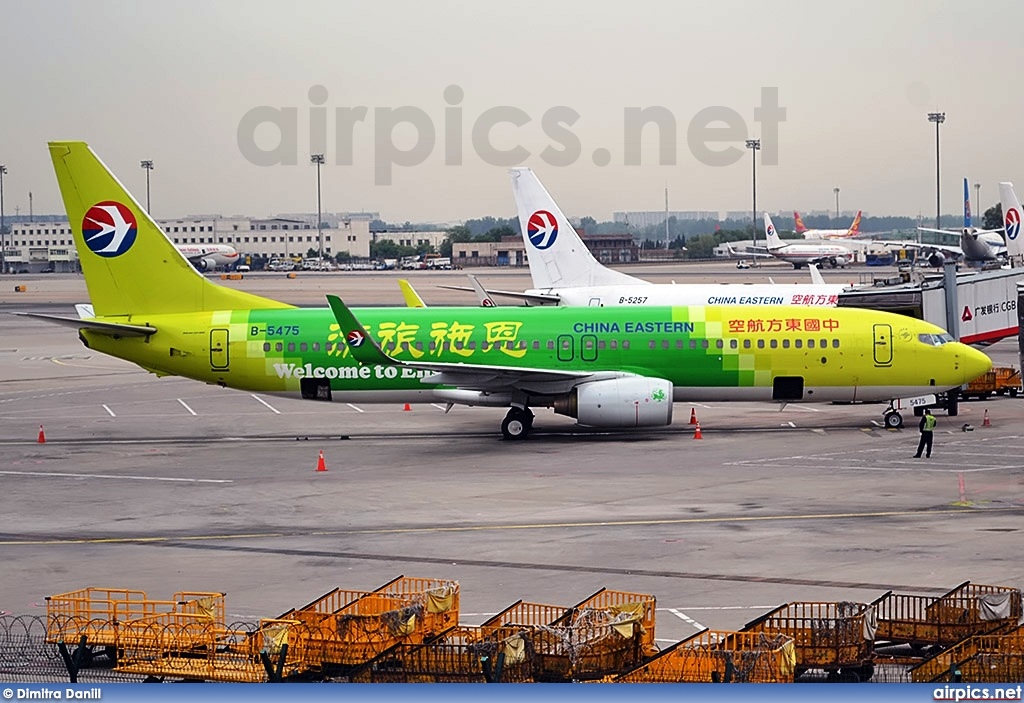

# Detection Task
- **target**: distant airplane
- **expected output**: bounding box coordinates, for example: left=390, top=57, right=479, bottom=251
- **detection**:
left=761, top=214, right=855, bottom=269
left=442, top=168, right=848, bottom=307
left=175, top=243, right=239, bottom=271
left=911, top=178, right=1009, bottom=264
left=794, top=210, right=863, bottom=239
left=22, top=141, right=991, bottom=439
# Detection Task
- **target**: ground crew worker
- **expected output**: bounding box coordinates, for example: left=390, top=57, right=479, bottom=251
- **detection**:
left=914, top=409, right=937, bottom=458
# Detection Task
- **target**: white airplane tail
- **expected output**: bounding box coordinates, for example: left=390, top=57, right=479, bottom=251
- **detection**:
left=763, top=213, right=785, bottom=250
left=999, top=182, right=1024, bottom=259
left=509, top=168, right=643, bottom=289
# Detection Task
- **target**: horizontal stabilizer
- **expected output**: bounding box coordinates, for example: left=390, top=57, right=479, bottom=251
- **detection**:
left=13, top=311, right=156, bottom=337
left=436, top=284, right=561, bottom=305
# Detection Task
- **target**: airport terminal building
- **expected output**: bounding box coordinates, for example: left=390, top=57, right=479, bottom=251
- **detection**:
left=2, top=214, right=373, bottom=272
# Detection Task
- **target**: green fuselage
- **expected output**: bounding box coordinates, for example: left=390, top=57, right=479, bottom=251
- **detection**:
left=81, top=304, right=986, bottom=405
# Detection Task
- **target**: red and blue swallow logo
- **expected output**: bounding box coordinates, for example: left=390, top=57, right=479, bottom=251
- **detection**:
left=1005, top=208, right=1021, bottom=241
left=346, top=330, right=366, bottom=347
left=82, top=201, right=138, bottom=257
left=527, top=210, right=558, bottom=250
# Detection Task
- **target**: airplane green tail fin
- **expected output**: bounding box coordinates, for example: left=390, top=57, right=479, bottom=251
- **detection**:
left=48, top=141, right=292, bottom=317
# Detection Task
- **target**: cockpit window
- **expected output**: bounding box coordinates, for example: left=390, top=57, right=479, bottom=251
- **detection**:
left=918, top=333, right=956, bottom=346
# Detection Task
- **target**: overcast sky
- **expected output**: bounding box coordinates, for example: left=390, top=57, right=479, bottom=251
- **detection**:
left=2, top=0, right=1022, bottom=224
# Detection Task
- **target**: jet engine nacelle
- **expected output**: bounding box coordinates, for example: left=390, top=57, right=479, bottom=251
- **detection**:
left=553, top=377, right=673, bottom=428
left=830, top=255, right=849, bottom=268
left=196, top=257, right=217, bottom=272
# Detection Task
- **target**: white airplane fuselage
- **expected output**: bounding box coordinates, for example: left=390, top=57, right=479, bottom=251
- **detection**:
left=528, top=283, right=846, bottom=307
left=176, top=244, right=240, bottom=268
left=768, top=243, right=852, bottom=268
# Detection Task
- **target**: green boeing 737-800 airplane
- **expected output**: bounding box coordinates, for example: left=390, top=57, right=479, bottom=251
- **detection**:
left=21, top=142, right=991, bottom=440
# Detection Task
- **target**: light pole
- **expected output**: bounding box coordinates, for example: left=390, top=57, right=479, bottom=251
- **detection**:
left=140, top=160, right=154, bottom=213
left=311, top=154, right=325, bottom=261
left=745, top=139, right=760, bottom=246
left=0, top=164, right=7, bottom=275
left=974, top=182, right=981, bottom=225
left=927, top=112, right=945, bottom=230
left=833, top=187, right=840, bottom=222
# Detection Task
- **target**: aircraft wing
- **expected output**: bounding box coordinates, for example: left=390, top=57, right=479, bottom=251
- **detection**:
left=874, top=240, right=964, bottom=258
left=12, top=312, right=156, bottom=337
left=436, top=284, right=561, bottom=305
left=917, top=227, right=960, bottom=237
left=725, top=243, right=773, bottom=259
left=326, top=295, right=614, bottom=394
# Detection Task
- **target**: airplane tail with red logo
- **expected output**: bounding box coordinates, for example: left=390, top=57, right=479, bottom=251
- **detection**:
left=793, top=211, right=808, bottom=234
left=999, top=182, right=1024, bottom=259
left=509, top=167, right=642, bottom=289
left=844, top=210, right=863, bottom=237
left=764, top=213, right=786, bottom=250
left=48, top=142, right=291, bottom=318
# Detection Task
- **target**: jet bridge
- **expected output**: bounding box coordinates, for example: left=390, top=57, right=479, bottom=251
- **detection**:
left=839, top=264, right=1023, bottom=346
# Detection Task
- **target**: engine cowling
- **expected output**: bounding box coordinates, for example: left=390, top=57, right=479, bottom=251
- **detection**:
left=197, top=257, right=217, bottom=271
left=553, top=377, right=673, bottom=428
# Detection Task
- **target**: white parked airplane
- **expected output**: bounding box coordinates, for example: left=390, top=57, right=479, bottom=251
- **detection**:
left=760, top=214, right=854, bottom=269
left=872, top=179, right=1024, bottom=270
left=911, top=179, right=1008, bottom=263
left=175, top=243, right=240, bottom=271
left=794, top=210, right=863, bottom=239
left=441, top=168, right=848, bottom=307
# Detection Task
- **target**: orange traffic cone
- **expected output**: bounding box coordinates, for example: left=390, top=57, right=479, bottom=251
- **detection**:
left=37, top=425, right=46, bottom=444
left=693, top=422, right=703, bottom=440
left=315, top=450, right=327, bottom=472
left=403, top=403, right=412, bottom=412
left=689, top=407, right=698, bottom=425
left=983, top=409, right=991, bottom=427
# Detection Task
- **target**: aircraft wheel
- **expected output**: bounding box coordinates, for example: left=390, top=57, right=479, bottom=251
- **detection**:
left=884, top=411, right=904, bottom=429
left=501, top=408, right=531, bottom=440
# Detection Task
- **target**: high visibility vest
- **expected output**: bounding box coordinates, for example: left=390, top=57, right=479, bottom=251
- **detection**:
left=924, top=415, right=937, bottom=431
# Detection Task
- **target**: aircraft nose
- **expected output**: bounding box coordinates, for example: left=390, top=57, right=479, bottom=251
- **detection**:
left=960, top=344, right=992, bottom=384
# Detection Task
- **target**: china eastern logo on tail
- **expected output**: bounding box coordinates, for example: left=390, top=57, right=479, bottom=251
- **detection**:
left=82, top=201, right=138, bottom=257
left=527, top=210, right=558, bottom=249
left=766, top=223, right=776, bottom=237
left=346, top=330, right=366, bottom=347
left=1005, top=207, right=1021, bottom=241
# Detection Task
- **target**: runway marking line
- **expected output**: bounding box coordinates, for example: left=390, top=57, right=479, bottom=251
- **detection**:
left=346, top=403, right=364, bottom=413
left=668, top=607, right=706, bottom=631
left=252, top=394, right=281, bottom=414
left=0, top=505, right=1017, bottom=547
left=0, top=470, right=231, bottom=484
left=101, top=404, right=116, bottom=417
left=177, top=398, right=197, bottom=416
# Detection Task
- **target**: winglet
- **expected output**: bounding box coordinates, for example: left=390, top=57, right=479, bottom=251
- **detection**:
left=325, top=295, right=397, bottom=366
left=467, top=274, right=498, bottom=307
left=808, top=264, right=825, bottom=285
left=398, top=279, right=427, bottom=308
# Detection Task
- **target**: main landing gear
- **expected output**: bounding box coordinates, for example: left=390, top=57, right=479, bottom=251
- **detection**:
left=501, top=407, right=535, bottom=440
